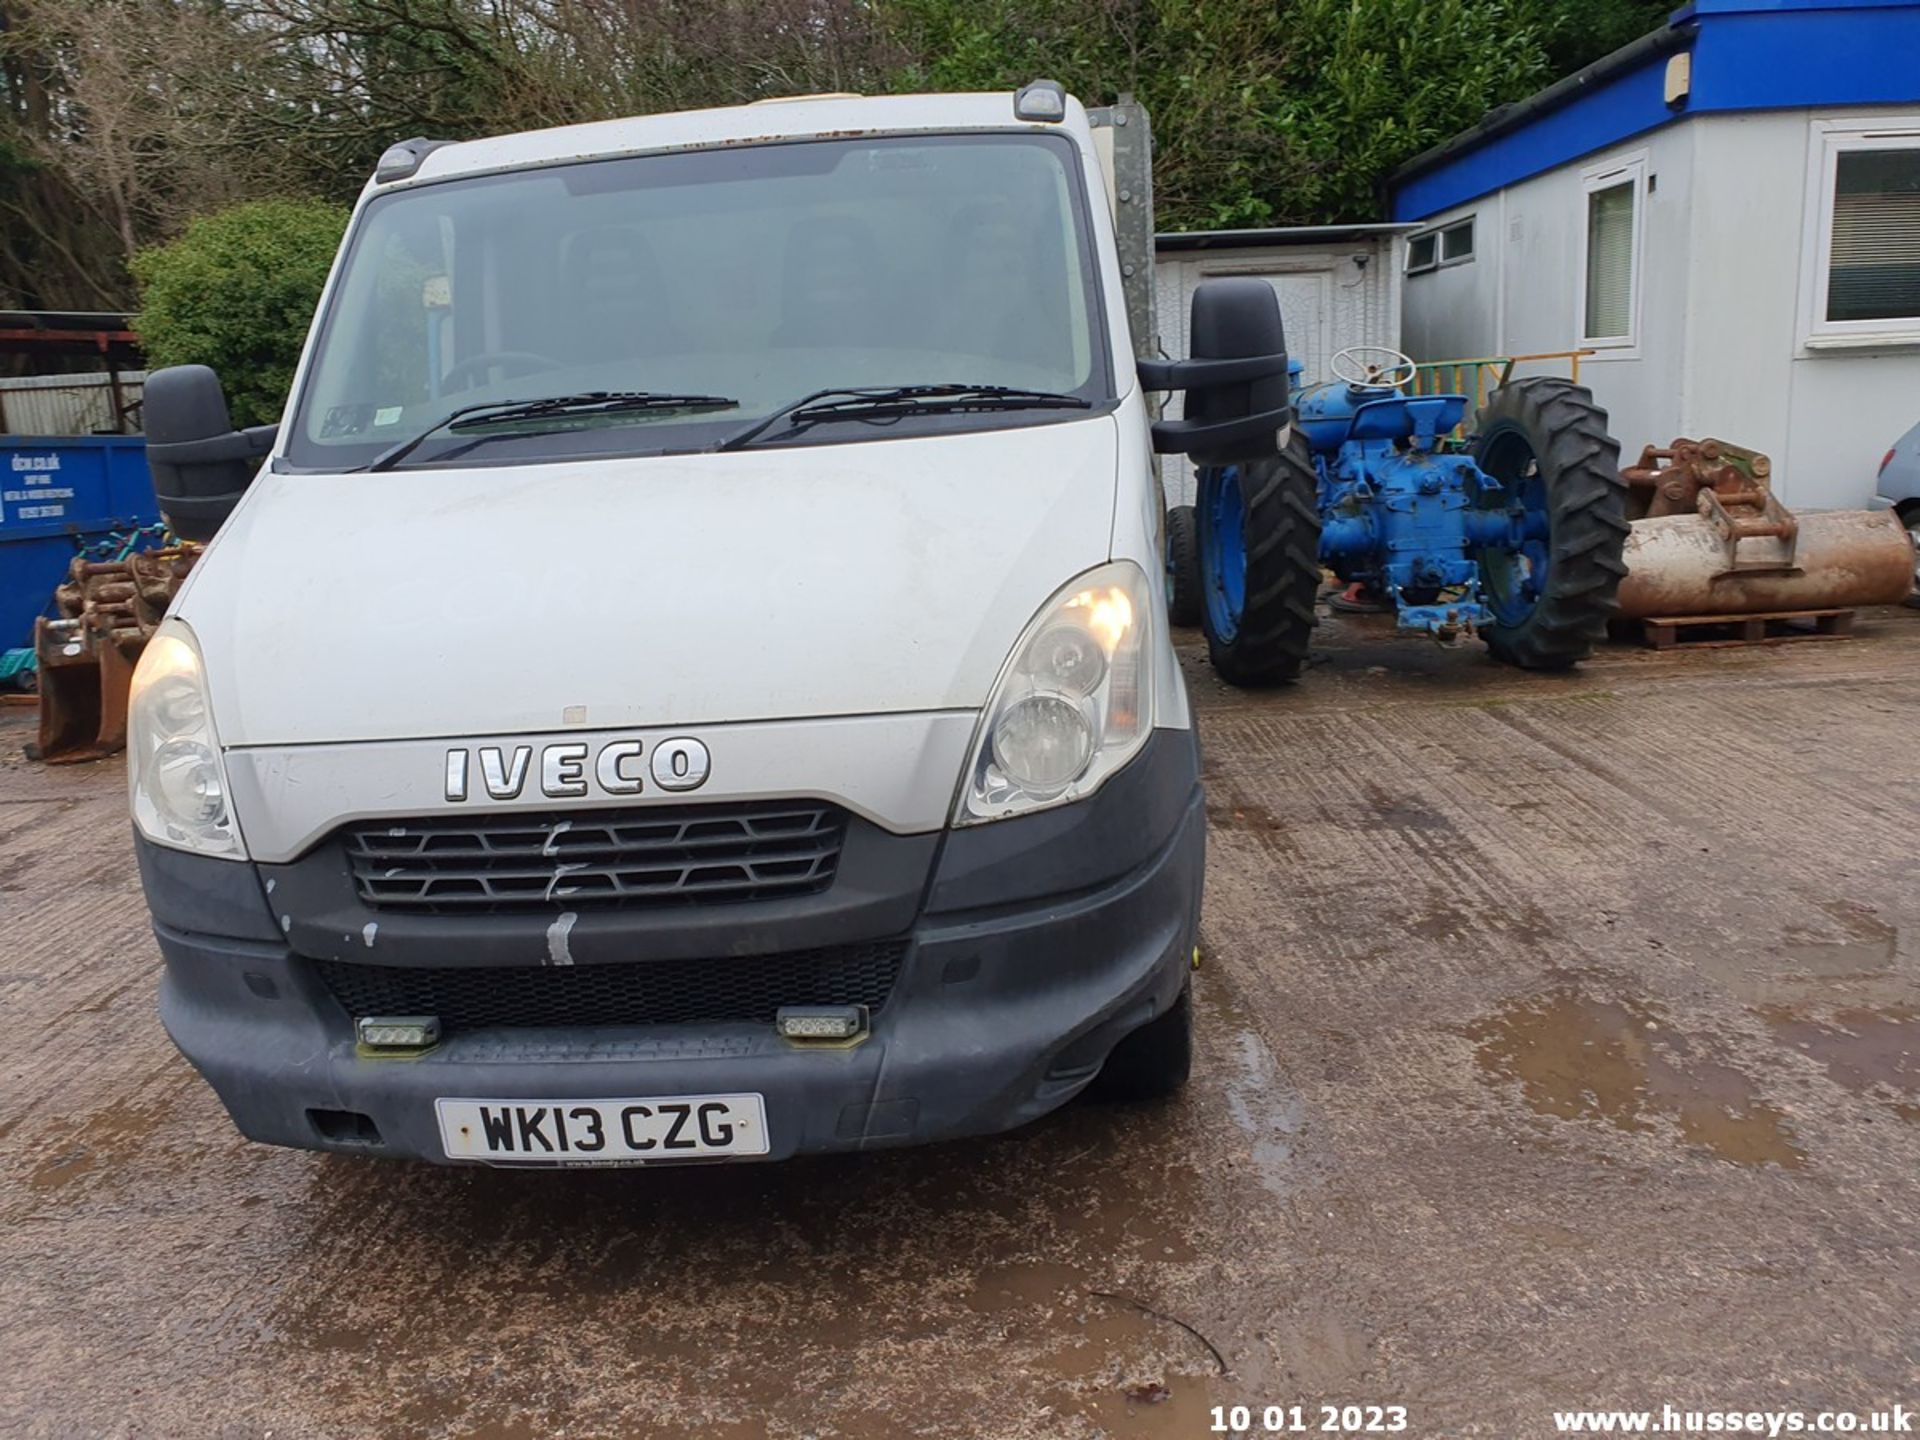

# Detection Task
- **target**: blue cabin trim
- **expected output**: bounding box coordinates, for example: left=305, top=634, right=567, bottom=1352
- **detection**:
left=1389, top=0, right=1920, bottom=222
left=1390, top=45, right=1680, bottom=223
left=1686, top=3, right=1920, bottom=111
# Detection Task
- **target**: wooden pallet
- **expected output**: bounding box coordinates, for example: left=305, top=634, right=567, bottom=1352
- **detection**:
left=1631, top=608, right=1855, bottom=651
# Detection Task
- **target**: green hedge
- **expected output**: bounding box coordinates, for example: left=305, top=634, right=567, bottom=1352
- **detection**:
left=131, top=198, right=350, bottom=429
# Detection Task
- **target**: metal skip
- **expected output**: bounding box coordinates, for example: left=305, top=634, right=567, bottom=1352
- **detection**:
left=1616, top=439, right=1916, bottom=621
left=33, top=547, right=199, bottom=764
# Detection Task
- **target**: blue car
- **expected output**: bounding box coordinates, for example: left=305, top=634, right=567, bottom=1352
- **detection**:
left=1875, top=421, right=1920, bottom=607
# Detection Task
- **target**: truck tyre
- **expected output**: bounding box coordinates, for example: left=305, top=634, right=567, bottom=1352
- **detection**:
left=1196, top=435, right=1321, bottom=686
left=1470, top=378, right=1628, bottom=670
left=1166, top=505, right=1202, bottom=626
left=1090, top=981, right=1192, bottom=1102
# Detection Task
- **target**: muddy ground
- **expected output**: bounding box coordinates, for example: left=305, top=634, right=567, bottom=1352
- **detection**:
left=3, top=610, right=1918, bottom=1439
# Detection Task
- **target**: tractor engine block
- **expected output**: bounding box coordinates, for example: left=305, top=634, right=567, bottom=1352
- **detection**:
left=1297, top=383, right=1514, bottom=634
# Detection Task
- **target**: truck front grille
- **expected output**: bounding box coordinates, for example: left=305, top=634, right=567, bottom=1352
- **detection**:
left=343, top=801, right=846, bottom=915
left=314, top=940, right=908, bottom=1033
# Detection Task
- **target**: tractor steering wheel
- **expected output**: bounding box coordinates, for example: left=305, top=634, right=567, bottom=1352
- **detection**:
left=1330, top=345, right=1419, bottom=391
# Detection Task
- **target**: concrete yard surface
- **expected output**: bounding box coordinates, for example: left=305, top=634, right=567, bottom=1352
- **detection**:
left=3, top=610, right=1918, bottom=1438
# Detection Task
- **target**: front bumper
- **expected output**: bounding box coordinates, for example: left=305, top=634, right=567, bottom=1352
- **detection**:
left=148, top=727, right=1204, bottom=1164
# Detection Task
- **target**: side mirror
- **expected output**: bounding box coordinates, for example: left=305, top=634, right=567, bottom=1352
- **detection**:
left=144, top=365, right=278, bottom=543
left=1138, top=278, right=1291, bottom=465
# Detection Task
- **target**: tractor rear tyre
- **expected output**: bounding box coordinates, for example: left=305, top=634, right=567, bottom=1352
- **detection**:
left=1196, top=434, right=1321, bottom=686
left=1166, top=504, right=1202, bottom=627
left=1470, top=378, right=1628, bottom=670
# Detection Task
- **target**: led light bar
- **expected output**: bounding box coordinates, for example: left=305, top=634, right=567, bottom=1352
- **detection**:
left=356, top=1015, right=442, bottom=1050
left=775, top=1006, right=867, bottom=1042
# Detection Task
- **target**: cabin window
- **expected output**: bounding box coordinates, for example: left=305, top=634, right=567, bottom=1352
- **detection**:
left=1581, top=157, right=1643, bottom=347
left=1813, top=130, right=1920, bottom=337
left=1405, top=216, right=1472, bottom=277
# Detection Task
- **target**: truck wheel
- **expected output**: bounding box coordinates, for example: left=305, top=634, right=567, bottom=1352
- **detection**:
left=1470, top=378, right=1628, bottom=670
left=1196, top=435, right=1321, bottom=686
left=1166, top=505, right=1202, bottom=626
left=1090, top=981, right=1192, bottom=1102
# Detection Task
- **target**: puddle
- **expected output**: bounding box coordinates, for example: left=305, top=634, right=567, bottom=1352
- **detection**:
left=965, top=1261, right=1088, bottom=1317
left=1697, top=901, right=1907, bottom=1010
left=448, top=1423, right=540, bottom=1440
left=1206, top=798, right=1284, bottom=834
left=295, top=1322, right=379, bottom=1352
left=1408, top=887, right=1556, bottom=948
left=1650, top=1053, right=1804, bottom=1168
left=1041, top=1302, right=1156, bottom=1382
left=1467, top=991, right=1804, bottom=1168
left=1046, top=1370, right=1237, bottom=1438
left=385, top=1383, right=553, bottom=1440
left=1041, top=1340, right=1377, bottom=1440
left=1222, top=1030, right=1305, bottom=1196
left=976, top=1262, right=1376, bottom=1438
left=1205, top=784, right=1305, bottom=867
left=1760, top=1004, right=1920, bottom=1117
left=28, top=1093, right=177, bottom=1191
left=1204, top=980, right=1305, bottom=1198
left=1781, top=901, right=1898, bottom=976
left=272, top=1076, right=1231, bottom=1434
left=1410, top=898, right=1471, bottom=941
left=970, top=1267, right=1239, bottom=1435
left=261, top=977, right=1279, bottom=1437
left=1783, top=937, right=1898, bottom=975
left=1262, top=1306, right=1375, bottom=1391
left=1360, top=781, right=1456, bottom=836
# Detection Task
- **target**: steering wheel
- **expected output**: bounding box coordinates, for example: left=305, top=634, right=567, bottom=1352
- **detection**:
left=1330, top=345, right=1419, bottom=391
left=439, top=350, right=561, bottom=393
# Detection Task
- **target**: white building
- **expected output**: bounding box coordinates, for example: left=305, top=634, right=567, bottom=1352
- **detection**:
left=1153, top=224, right=1407, bottom=505
left=1390, top=0, right=1920, bottom=509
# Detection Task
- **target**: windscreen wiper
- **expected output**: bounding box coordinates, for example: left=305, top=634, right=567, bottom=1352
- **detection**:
left=712, top=384, right=1091, bottom=452
left=360, top=391, right=739, bottom=472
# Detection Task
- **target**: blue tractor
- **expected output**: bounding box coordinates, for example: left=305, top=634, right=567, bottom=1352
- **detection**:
left=1171, top=346, right=1629, bottom=685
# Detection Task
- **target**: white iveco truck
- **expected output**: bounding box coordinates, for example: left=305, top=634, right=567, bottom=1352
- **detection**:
left=131, top=81, right=1292, bottom=1165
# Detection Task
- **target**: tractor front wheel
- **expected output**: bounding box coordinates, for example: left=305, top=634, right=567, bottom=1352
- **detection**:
left=1166, top=504, right=1202, bottom=627
left=1470, top=378, right=1628, bottom=670
left=1196, top=435, right=1321, bottom=686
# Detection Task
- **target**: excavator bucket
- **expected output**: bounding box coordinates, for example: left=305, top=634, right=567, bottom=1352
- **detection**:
left=1618, top=439, right=1915, bottom=621
left=33, top=548, right=199, bottom=764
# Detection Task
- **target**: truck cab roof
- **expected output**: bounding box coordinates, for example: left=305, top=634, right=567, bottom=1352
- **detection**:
left=378, top=91, right=1094, bottom=192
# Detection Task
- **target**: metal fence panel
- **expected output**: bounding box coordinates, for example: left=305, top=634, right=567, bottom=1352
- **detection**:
left=0, top=371, right=147, bottom=435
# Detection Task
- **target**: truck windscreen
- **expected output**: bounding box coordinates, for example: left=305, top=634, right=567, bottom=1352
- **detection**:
left=286, top=132, right=1112, bottom=470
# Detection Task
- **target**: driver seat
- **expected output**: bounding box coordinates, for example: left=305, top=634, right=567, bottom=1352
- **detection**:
left=562, top=225, right=688, bottom=362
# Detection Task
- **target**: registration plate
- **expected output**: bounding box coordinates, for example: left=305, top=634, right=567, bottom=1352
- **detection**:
left=436, top=1093, right=769, bottom=1165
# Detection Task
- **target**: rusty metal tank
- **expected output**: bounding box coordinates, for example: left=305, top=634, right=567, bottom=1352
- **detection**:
left=1618, top=508, right=1915, bottom=620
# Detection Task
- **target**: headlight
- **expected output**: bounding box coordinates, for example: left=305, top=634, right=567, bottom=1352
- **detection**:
left=956, top=560, right=1154, bottom=824
left=128, top=620, right=247, bottom=859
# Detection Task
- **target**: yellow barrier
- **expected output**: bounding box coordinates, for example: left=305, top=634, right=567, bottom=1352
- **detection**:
left=1408, top=350, right=1593, bottom=439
